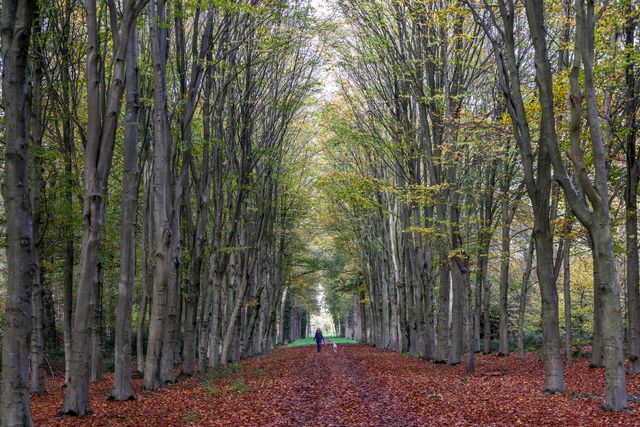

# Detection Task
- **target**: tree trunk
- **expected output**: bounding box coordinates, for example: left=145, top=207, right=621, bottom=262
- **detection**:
left=498, top=192, right=511, bottom=356
left=183, top=146, right=210, bottom=374
left=221, top=249, right=250, bottom=364
left=533, top=214, right=564, bottom=393
left=278, top=287, right=288, bottom=345
left=623, top=1, right=640, bottom=374
left=62, top=0, right=137, bottom=415
left=382, top=213, right=394, bottom=349
left=30, top=46, right=46, bottom=395
left=144, top=0, right=172, bottom=391
left=449, top=263, right=464, bottom=365
left=435, top=259, right=450, bottom=363
left=591, top=263, right=604, bottom=367
left=137, top=169, right=153, bottom=374
left=174, top=293, right=183, bottom=364
left=43, top=281, right=57, bottom=350
left=182, top=266, right=200, bottom=375
left=111, top=26, right=140, bottom=400
left=591, top=223, right=628, bottom=411
left=517, top=238, right=534, bottom=359
left=207, top=268, right=223, bottom=367
left=482, top=267, right=492, bottom=354
left=418, top=245, right=434, bottom=358
left=563, top=238, right=572, bottom=364
left=474, top=245, right=485, bottom=353
left=0, top=0, right=37, bottom=422
left=60, top=0, right=75, bottom=386
left=62, top=225, right=74, bottom=384
left=90, top=262, right=104, bottom=382
left=457, top=260, right=474, bottom=374
left=160, top=165, right=186, bottom=384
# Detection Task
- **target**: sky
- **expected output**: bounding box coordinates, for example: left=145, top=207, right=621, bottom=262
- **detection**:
left=310, top=0, right=340, bottom=100
left=306, top=0, right=341, bottom=337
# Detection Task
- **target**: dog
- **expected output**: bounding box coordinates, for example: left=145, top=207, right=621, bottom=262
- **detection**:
left=333, top=342, right=337, bottom=353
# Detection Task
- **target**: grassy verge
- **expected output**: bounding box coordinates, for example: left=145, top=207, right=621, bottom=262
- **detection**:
left=286, top=336, right=358, bottom=347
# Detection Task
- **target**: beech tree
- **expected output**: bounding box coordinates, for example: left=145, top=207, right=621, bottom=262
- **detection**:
left=61, top=0, right=146, bottom=415
left=1, top=0, right=38, bottom=423
left=524, top=0, right=627, bottom=410
left=111, top=23, right=140, bottom=401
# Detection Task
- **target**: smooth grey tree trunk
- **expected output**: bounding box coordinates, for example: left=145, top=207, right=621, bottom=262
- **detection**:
left=591, top=266, right=604, bottom=367
left=59, top=0, right=75, bottom=385
left=591, top=224, right=628, bottom=410
left=435, top=259, right=450, bottom=363
left=278, top=287, right=288, bottom=345
left=482, top=252, right=493, bottom=354
left=144, top=0, right=172, bottom=391
left=533, top=211, right=565, bottom=393
left=160, top=165, right=186, bottom=383
left=111, top=26, right=140, bottom=400
left=221, top=239, right=251, bottom=364
left=30, top=47, right=46, bottom=395
left=137, top=166, right=153, bottom=374
left=208, top=268, right=223, bottom=367
left=183, top=111, right=211, bottom=374
left=449, top=265, right=464, bottom=365
left=563, top=238, right=572, bottom=364
left=0, top=0, right=36, bottom=423
left=43, top=282, right=56, bottom=350
left=62, top=0, right=138, bottom=415
left=498, top=185, right=512, bottom=356
left=462, top=263, right=474, bottom=373
left=623, top=1, right=640, bottom=374
left=474, top=251, right=484, bottom=353
left=90, top=262, right=104, bottom=382
left=517, top=238, right=534, bottom=359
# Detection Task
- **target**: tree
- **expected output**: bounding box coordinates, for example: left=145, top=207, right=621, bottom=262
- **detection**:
left=0, top=0, right=37, bottom=424
left=143, top=0, right=172, bottom=390
left=111, top=22, right=140, bottom=401
left=524, top=0, right=627, bottom=410
left=61, top=0, right=144, bottom=415
left=466, top=0, right=565, bottom=394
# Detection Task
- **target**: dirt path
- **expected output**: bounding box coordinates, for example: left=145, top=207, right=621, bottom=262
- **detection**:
left=277, top=345, right=422, bottom=426
left=31, top=344, right=640, bottom=426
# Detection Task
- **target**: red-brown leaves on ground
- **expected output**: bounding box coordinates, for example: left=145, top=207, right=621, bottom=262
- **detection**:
left=31, top=345, right=640, bottom=426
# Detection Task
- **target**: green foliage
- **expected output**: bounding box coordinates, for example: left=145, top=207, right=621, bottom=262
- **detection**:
left=286, top=336, right=358, bottom=347
left=231, top=377, right=249, bottom=393
left=183, top=410, right=199, bottom=423
left=207, top=387, right=224, bottom=397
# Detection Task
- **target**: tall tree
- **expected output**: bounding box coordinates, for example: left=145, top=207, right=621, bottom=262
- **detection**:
left=0, top=0, right=37, bottom=423
left=29, top=20, right=47, bottom=395
left=61, top=0, right=143, bottom=415
left=144, top=0, right=172, bottom=391
left=622, top=0, right=640, bottom=375
left=523, top=0, right=627, bottom=410
left=111, top=22, right=140, bottom=401
left=466, top=0, right=565, bottom=394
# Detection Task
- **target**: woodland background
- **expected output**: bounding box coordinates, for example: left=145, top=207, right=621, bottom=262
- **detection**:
left=2, top=0, right=640, bottom=423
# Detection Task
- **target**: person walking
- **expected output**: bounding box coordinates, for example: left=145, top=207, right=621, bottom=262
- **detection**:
left=314, top=328, right=325, bottom=353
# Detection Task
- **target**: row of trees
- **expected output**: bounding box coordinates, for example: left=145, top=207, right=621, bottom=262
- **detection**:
left=1, top=0, right=320, bottom=424
left=318, top=0, right=638, bottom=412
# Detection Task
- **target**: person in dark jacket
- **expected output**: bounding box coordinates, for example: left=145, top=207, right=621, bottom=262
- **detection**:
left=314, top=328, right=324, bottom=352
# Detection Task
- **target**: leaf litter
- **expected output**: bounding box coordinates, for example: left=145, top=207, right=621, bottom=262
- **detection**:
left=31, top=345, right=640, bottom=426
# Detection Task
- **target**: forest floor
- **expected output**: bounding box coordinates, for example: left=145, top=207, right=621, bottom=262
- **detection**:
left=32, top=344, right=640, bottom=426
